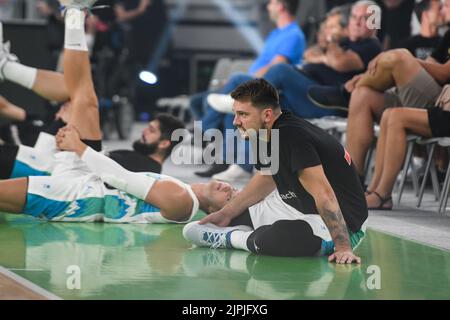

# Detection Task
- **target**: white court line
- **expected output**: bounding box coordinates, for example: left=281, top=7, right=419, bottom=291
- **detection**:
left=8, top=269, right=45, bottom=272
left=0, top=266, right=62, bottom=300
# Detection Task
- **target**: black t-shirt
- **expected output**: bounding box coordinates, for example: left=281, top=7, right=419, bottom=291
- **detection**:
left=400, top=35, right=442, bottom=60
left=108, top=150, right=162, bottom=173
left=300, top=37, right=382, bottom=86
left=255, top=112, right=368, bottom=232
left=377, top=0, right=415, bottom=49
left=431, top=29, right=450, bottom=64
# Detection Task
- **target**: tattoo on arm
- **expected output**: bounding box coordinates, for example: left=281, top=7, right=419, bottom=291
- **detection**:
left=319, top=206, right=351, bottom=250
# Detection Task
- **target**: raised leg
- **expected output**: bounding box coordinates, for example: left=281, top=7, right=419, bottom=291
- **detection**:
left=62, top=8, right=101, bottom=141
left=356, top=49, right=423, bottom=92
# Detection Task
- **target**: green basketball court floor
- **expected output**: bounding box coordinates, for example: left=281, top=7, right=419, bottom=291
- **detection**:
left=1, top=212, right=449, bottom=300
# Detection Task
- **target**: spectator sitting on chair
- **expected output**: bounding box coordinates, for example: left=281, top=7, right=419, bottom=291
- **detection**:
left=303, top=5, right=351, bottom=64
left=399, top=0, right=443, bottom=60
left=194, top=0, right=305, bottom=178
left=207, top=5, right=351, bottom=182
left=307, top=0, right=450, bottom=185
left=364, top=86, right=450, bottom=210
left=307, top=0, right=444, bottom=115
left=205, top=1, right=382, bottom=182
left=208, top=1, right=382, bottom=119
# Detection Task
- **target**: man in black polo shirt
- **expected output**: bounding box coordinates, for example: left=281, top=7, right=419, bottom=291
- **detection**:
left=183, top=79, right=368, bottom=264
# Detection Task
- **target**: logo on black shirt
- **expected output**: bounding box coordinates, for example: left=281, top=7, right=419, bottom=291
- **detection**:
left=280, top=191, right=297, bottom=200
left=344, top=149, right=352, bottom=166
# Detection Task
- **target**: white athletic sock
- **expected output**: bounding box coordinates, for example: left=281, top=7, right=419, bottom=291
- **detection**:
left=2, top=61, right=37, bottom=89
left=64, top=8, right=88, bottom=51
left=230, top=230, right=252, bottom=252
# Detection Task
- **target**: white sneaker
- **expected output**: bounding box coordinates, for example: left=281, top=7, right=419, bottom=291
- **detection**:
left=183, top=222, right=252, bottom=249
left=212, top=164, right=252, bottom=182
left=0, top=23, right=18, bottom=82
left=207, top=94, right=234, bottom=114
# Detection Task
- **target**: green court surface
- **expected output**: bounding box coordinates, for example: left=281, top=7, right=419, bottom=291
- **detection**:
left=1, top=212, right=450, bottom=300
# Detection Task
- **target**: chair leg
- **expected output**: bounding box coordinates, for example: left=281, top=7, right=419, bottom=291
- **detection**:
left=410, top=158, right=420, bottom=197
left=364, top=140, right=375, bottom=181
left=438, top=158, right=450, bottom=215
left=396, top=140, right=415, bottom=205
left=430, top=158, right=440, bottom=201
left=417, top=144, right=436, bottom=207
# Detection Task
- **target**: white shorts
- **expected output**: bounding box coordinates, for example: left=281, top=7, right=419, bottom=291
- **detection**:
left=11, top=145, right=55, bottom=178
left=249, top=191, right=333, bottom=241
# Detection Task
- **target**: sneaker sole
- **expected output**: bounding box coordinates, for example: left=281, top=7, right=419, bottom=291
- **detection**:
left=307, top=92, right=349, bottom=112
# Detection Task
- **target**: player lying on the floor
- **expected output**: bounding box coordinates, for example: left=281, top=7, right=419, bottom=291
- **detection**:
left=0, top=122, right=241, bottom=223
left=0, top=0, right=237, bottom=224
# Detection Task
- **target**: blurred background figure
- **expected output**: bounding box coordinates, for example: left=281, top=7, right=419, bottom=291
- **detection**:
left=112, top=0, right=169, bottom=118
left=0, top=0, right=19, bottom=20
left=35, top=0, right=64, bottom=69
left=377, top=0, right=415, bottom=50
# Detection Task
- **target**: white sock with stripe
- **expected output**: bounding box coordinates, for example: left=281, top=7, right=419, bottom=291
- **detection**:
left=64, top=8, right=88, bottom=52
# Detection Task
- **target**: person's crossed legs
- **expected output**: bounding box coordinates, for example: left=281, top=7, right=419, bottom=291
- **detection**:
left=346, top=49, right=440, bottom=178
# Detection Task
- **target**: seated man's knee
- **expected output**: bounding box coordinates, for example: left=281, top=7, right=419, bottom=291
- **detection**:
left=380, top=49, right=412, bottom=68
left=387, top=108, right=407, bottom=128
left=264, top=63, right=292, bottom=81
left=251, top=220, right=321, bottom=257
left=380, top=108, right=393, bottom=124
left=267, top=63, right=291, bottom=75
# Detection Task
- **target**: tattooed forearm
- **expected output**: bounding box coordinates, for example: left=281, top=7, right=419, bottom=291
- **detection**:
left=318, top=205, right=351, bottom=250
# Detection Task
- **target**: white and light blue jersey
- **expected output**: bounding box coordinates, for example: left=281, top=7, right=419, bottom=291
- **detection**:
left=24, top=171, right=200, bottom=224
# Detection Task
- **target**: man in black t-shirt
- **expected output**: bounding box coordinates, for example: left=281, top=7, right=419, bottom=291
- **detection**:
left=184, top=79, right=368, bottom=264
left=399, top=0, right=443, bottom=60
left=429, top=27, right=450, bottom=63
left=376, top=0, right=415, bottom=50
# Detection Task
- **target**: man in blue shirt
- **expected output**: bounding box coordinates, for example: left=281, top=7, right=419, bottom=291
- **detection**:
left=195, top=0, right=305, bottom=178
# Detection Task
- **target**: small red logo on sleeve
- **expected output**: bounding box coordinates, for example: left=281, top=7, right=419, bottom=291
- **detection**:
left=344, top=149, right=352, bottom=166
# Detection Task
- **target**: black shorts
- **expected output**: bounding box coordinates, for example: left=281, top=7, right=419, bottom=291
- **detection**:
left=428, top=108, right=450, bottom=137
left=0, top=145, right=19, bottom=179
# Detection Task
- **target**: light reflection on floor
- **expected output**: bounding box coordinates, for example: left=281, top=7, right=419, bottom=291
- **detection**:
left=0, top=213, right=449, bottom=300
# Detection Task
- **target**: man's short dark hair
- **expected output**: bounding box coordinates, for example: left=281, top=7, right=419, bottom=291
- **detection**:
left=154, top=113, right=185, bottom=158
left=415, top=0, right=437, bottom=23
left=231, top=78, right=280, bottom=110
left=278, top=0, right=299, bottom=16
